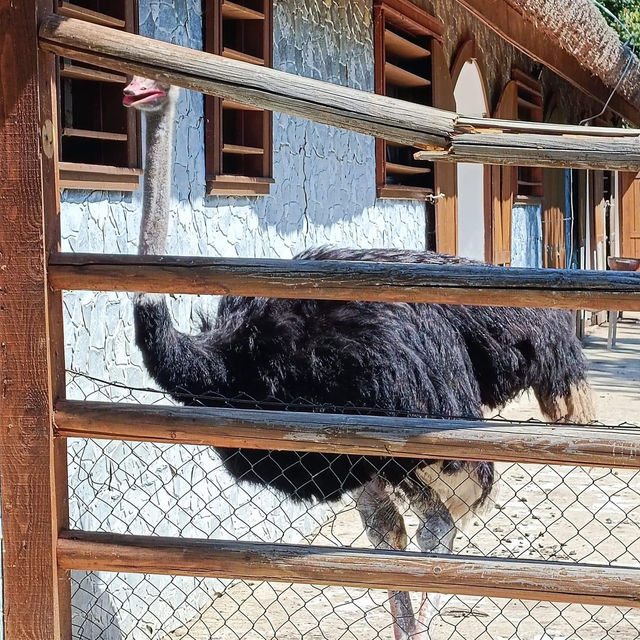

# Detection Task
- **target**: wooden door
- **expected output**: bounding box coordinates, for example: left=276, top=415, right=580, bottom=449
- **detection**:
left=488, top=81, right=517, bottom=265
left=431, top=40, right=457, bottom=256
left=620, top=171, right=640, bottom=257
left=542, top=168, right=566, bottom=268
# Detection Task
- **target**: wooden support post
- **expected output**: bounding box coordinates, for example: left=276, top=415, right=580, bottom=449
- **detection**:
left=0, top=2, right=71, bottom=638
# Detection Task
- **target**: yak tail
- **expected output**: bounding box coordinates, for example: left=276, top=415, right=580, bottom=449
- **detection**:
left=535, top=379, right=596, bottom=424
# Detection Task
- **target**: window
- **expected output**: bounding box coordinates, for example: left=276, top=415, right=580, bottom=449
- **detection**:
left=204, top=0, right=273, bottom=196
left=57, top=1, right=141, bottom=191
left=373, top=0, right=443, bottom=200
left=512, top=68, right=543, bottom=200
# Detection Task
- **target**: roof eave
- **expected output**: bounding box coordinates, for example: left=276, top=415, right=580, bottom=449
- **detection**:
left=456, top=0, right=640, bottom=127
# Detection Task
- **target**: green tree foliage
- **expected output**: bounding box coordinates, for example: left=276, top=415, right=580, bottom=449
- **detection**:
left=598, top=0, right=640, bottom=46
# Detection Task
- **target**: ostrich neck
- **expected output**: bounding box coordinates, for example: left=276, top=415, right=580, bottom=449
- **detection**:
left=133, top=95, right=229, bottom=398
left=139, top=102, right=176, bottom=255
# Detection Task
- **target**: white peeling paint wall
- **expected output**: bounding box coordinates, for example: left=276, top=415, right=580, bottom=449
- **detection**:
left=61, top=0, right=427, bottom=637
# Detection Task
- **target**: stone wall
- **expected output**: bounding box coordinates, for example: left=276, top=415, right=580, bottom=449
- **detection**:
left=62, top=0, right=426, bottom=637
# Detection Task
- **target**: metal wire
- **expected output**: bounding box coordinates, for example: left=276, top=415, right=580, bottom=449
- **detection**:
left=65, top=369, right=640, bottom=640
left=581, top=0, right=638, bottom=126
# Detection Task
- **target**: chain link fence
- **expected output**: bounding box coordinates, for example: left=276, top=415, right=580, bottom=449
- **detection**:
left=65, top=370, right=640, bottom=640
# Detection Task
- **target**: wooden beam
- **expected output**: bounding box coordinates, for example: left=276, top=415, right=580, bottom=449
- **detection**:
left=37, top=15, right=640, bottom=171
left=457, top=118, right=640, bottom=139
left=0, top=2, right=71, bottom=639
left=58, top=531, right=640, bottom=608
left=415, top=132, right=640, bottom=170
left=54, top=400, right=640, bottom=469
left=40, top=1, right=73, bottom=635
left=48, top=252, right=640, bottom=311
left=39, top=15, right=449, bottom=148
left=455, top=0, right=640, bottom=126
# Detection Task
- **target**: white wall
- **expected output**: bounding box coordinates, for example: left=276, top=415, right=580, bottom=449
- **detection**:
left=454, top=61, right=487, bottom=261
left=511, top=204, right=543, bottom=268
left=60, top=0, right=428, bottom=637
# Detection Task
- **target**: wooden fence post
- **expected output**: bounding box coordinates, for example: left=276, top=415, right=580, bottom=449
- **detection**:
left=0, top=1, right=71, bottom=638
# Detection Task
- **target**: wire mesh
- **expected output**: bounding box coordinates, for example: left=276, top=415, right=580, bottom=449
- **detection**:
left=65, top=370, right=640, bottom=640
left=71, top=572, right=640, bottom=640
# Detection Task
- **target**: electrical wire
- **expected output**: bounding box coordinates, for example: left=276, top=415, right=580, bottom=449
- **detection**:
left=581, top=0, right=637, bottom=125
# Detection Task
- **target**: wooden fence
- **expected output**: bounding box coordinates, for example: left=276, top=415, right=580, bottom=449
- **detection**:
left=1, top=3, right=640, bottom=639
left=38, top=14, right=640, bottom=172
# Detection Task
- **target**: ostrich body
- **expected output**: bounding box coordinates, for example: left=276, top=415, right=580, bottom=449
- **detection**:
left=124, top=77, right=593, bottom=639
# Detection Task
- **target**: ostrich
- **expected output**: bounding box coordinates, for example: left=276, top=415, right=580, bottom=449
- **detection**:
left=123, top=77, right=593, bottom=639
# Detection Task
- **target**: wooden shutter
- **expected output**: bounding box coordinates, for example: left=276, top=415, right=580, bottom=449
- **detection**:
left=431, top=40, right=457, bottom=256
left=513, top=70, right=543, bottom=199
left=542, top=168, right=566, bottom=268
left=620, top=172, right=640, bottom=257
left=57, top=0, right=141, bottom=191
left=373, top=0, right=439, bottom=201
left=204, top=0, right=274, bottom=196
left=489, top=81, right=517, bottom=265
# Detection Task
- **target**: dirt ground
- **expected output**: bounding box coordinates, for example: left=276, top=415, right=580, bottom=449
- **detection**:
left=175, top=315, right=640, bottom=640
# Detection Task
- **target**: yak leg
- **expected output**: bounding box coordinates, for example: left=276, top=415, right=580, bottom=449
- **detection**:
left=355, top=478, right=416, bottom=640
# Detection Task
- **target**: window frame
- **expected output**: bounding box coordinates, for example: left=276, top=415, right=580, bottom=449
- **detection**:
left=204, top=0, right=274, bottom=197
left=57, top=0, right=142, bottom=191
left=373, top=0, right=443, bottom=201
left=512, top=68, right=544, bottom=202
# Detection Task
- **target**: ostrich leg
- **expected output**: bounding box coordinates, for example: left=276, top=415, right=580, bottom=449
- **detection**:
left=413, top=492, right=456, bottom=639
left=410, top=463, right=492, bottom=637
left=355, top=478, right=416, bottom=640
left=406, top=466, right=480, bottom=639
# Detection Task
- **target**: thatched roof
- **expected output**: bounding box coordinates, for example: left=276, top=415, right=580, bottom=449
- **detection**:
left=507, top=0, right=640, bottom=118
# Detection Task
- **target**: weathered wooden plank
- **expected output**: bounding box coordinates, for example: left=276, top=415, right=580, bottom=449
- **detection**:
left=416, top=132, right=640, bottom=171
left=54, top=400, right=640, bottom=469
left=39, top=1, right=73, bottom=633
left=48, top=252, right=640, bottom=311
left=0, top=2, right=70, bottom=639
left=37, top=15, right=640, bottom=171
left=58, top=531, right=640, bottom=608
left=39, top=15, right=450, bottom=149
left=458, top=116, right=640, bottom=138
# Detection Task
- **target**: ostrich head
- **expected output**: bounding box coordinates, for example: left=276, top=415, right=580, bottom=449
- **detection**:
left=123, top=75, right=178, bottom=112
left=123, top=75, right=179, bottom=256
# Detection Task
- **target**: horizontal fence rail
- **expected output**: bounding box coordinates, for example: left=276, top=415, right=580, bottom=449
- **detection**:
left=49, top=253, right=640, bottom=311
left=58, top=531, right=640, bottom=608
left=38, top=14, right=640, bottom=171
left=55, top=400, right=640, bottom=469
